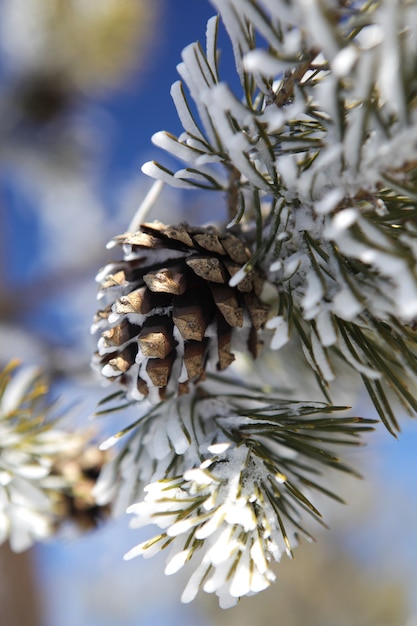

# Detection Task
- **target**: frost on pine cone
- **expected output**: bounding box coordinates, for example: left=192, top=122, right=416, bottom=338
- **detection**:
left=92, top=221, right=268, bottom=401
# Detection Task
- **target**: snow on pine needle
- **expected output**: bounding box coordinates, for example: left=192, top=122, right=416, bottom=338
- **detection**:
left=124, top=445, right=286, bottom=609
left=140, top=0, right=417, bottom=432
left=95, top=378, right=375, bottom=607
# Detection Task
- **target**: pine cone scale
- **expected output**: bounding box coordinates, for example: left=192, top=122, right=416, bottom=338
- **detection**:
left=138, top=318, right=175, bottom=358
left=220, top=234, right=250, bottom=264
left=192, top=232, right=226, bottom=255
left=244, top=293, right=270, bottom=330
left=217, top=317, right=235, bottom=370
left=142, top=221, right=195, bottom=247
left=101, top=319, right=135, bottom=348
left=146, top=353, right=175, bottom=388
left=185, top=256, right=229, bottom=283
left=209, top=284, right=244, bottom=327
left=107, top=346, right=136, bottom=374
left=114, top=287, right=168, bottom=315
left=143, top=265, right=190, bottom=295
left=183, top=340, right=208, bottom=379
left=172, top=292, right=212, bottom=341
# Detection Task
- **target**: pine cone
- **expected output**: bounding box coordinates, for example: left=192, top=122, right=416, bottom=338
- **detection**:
left=92, top=221, right=269, bottom=401
left=52, top=446, right=111, bottom=532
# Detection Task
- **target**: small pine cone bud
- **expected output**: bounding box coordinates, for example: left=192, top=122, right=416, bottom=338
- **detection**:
left=52, top=446, right=111, bottom=532
left=92, top=221, right=269, bottom=401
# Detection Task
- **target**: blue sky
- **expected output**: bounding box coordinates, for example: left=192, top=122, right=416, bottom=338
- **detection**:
left=98, top=1, right=217, bottom=179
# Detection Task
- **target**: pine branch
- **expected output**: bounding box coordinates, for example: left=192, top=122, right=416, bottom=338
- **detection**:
left=95, top=381, right=375, bottom=607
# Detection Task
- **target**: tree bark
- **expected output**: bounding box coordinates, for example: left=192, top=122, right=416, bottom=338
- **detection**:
left=0, top=544, right=42, bottom=626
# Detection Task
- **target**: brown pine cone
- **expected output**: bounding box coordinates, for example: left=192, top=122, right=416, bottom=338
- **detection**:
left=51, top=446, right=111, bottom=532
left=92, top=221, right=269, bottom=402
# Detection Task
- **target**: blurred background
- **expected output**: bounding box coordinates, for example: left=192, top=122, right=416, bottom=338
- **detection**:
left=0, top=1, right=416, bottom=624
